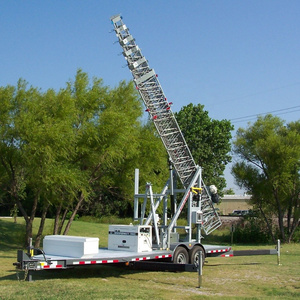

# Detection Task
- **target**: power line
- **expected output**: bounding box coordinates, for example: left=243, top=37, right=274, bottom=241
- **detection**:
left=230, top=105, right=300, bottom=121
left=230, top=107, right=300, bottom=124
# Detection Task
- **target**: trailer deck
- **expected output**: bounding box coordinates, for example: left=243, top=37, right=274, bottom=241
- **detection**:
left=30, top=244, right=231, bottom=269
left=32, top=248, right=172, bottom=269
left=15, top=242, right=232, bottom=274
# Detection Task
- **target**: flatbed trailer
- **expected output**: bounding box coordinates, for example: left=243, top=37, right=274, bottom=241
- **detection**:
left=14, top=238, right=232, bottom=281
left=14, top=239, right=279, bottom=281
left=13, top=14, right=279, bottom=282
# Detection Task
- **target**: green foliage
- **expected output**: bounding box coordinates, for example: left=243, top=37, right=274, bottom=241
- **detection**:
left=223, top=188, right=235, bottom=195
left=0, top=70, right=168, bottom=243
left=66, top=211, right=79, bottom=221
left=175, top=103, right=233, bottom=191
left=290, top=225, right=300, bottom=243
left=233, top=217, right=271, bottom=244
left=232, top=114, right=300, bottom=243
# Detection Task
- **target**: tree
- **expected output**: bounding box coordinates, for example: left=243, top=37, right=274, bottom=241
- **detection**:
left=232, top=115, right=300, bottom=243
left=0, top=70, right=169, bottom=246
left=223, top=188, right=235, bottom=195
left=0, top=80, right=85, bottom=246
left=175, top=103, right=233, bottom=192
left=61, top=71, right=168, bottom=233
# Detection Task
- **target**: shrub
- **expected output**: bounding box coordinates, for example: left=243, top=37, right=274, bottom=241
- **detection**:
left=66, top=211, right=79, bottom=221
left=233, top=217, right=271, bottom=244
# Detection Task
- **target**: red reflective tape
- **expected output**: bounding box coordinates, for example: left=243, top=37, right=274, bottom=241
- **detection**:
left=102, top=260, right=108, bottom=263
left=44, top=265, right=50, bottom=269
left=91, top=261, right=96, bottom=264
left=113, top=260, right=119, bottom=263
left=79, top=261, right=85, bottom=265
left=208, top=248, right=230, bottom=254
left=56, top=265, right=63, bottom=268
left=155, top=254, right=171, bottom=259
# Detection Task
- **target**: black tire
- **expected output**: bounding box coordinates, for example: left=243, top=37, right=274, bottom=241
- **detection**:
left=173, top=247, right=189, bottom=264
left=189, top=245, right=205, bottom=267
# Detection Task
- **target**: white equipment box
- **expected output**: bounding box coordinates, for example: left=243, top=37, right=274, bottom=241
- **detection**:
left=108, top=225, right=152, bottom=252
left=43, top=235, right=99, bottom=258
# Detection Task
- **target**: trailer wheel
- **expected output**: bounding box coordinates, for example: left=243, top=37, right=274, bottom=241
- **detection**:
left=173, top=247, right=189, bottom=264
left=189, top=245, right=205, bottom=267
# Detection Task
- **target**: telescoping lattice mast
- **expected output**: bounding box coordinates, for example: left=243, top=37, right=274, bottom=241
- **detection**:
left=111, top=15, right=221, bottom=240
left=111, top=15, right=196, bottom=188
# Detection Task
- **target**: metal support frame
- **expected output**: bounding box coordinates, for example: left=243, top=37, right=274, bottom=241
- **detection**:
left=134, top=167, right=222, bottom=250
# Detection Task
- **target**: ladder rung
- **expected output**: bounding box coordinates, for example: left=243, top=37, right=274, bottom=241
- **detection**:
left=160, top=131, right=180, bottom=137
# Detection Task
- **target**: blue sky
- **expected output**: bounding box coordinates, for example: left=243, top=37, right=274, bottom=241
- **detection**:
left=1, top=1, right=299, bottom=193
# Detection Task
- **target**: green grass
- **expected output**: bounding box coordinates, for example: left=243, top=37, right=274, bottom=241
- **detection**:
left=0, top=217, right=299, bottom=299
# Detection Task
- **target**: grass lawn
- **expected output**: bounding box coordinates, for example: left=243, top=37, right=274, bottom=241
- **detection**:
left=0, top=217, right=299, bottom=299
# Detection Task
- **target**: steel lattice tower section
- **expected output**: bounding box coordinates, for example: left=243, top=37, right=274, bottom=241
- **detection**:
left=111, top=15, right=196, bottom=188
left=111, top=15, right=221, bottom=235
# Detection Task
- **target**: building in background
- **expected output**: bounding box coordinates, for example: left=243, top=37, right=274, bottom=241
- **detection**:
left=217, top=194, right=252, bottom=215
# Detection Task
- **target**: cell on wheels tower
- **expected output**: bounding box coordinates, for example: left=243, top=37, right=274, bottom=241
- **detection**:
left=111, top=14, right=221, bottom=248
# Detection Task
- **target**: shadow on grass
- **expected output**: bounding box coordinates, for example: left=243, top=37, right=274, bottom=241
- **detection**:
left=205, top=262, right=262, bottom=267
left=2, top=261, right=264, bottom=282
left=0, top=219, right=26, bottom=251
left=1, top=264, right=148, bottom=282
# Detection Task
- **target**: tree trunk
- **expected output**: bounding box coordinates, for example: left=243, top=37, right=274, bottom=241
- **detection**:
left=287, top=201, right=299, bottom=243
left=277, top=208, right=286, bottom=242
left=13, top=196, right=33, bottom=247
left=260, top=207, right=276, bottom=243
left=273, top=189, right=286, bottom=243
left=63, top=193, right=85, bottom=235
left=58, top=208, right=68, bottom=235
left=25, top=220, right=34, bottom=248
left=287, top=204, right=292, bottom=234
left=288, top=219, right=300, bottom=243
left=53, top=202, right=62, bottom=235
left=34, top=203, right=50, bottom=248
left=24, top=193, right=39, bottom=246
